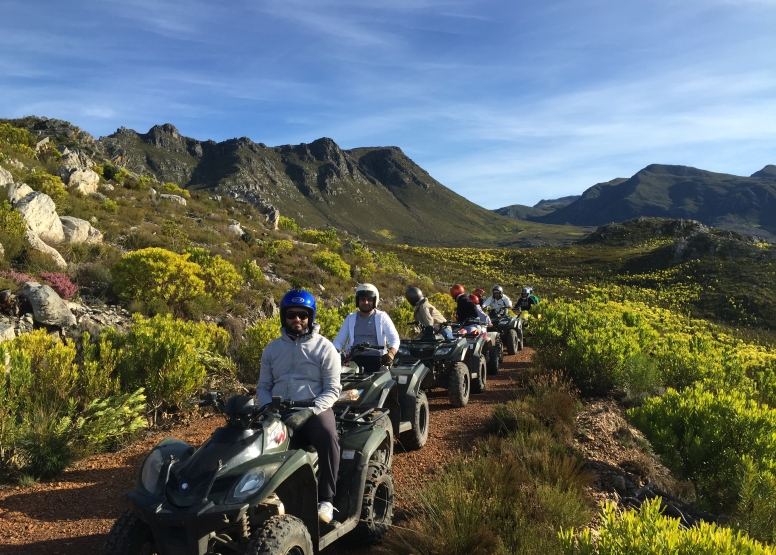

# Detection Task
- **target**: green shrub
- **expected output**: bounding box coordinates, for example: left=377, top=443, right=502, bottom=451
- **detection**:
left=25, top=170, right=68, bottom=205
left=239, top=315, right=281, bottom=383
left=390, top=299, right=415, bottom=335
left=106, top=314, right=229, bottom=422
left=278, top=216, right=300, bottom=232
left=560, top=497, right=775, bottom=555
left=629, top=385, right=776, bottom=512
left=734, top=457, right=776, bottom=544
left=111, top=247, right=205, bottom=306
left=242, top=259, right=265, bottom=286
left=313, top=250, right=350, bottom=280
left=0, top=123, right=36, bottom=150
left=317, top=300, right=356, bottom=341
left=0, top=200, right=28, bottom=260
left=185, top=247, right=243, bottom=301
left=298, top=229, right=339, bottom=250
left=429, top=292, right=456, bottom=320
left=267, top=239, right=294, bottom=259
left=102, top=199, right=119, bottom=213
left=162, top=182, right=191, bottom=198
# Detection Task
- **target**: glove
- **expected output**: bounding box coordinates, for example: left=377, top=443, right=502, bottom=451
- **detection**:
left=282, top=409, right=315, bottom=432
left=380, top=351, right=395, bottom=367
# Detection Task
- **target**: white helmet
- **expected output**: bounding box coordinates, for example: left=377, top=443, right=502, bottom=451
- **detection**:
left=355, top=283, right=379, bottom=306
left=492, top=285, right=503, bottom=294
left=521, top=286, right=533, bottom=298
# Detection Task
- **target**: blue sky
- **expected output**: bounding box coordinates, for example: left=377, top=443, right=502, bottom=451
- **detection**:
left=2, top=0, right=775, bottom=209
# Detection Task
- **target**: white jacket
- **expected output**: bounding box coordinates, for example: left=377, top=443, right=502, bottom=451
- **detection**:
left=332, top=310, right=400, bottom=354
left=483, top=294, right=512, bottom=311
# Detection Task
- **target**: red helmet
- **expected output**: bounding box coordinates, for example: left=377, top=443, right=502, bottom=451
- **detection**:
left=473, top=288, right=485, bottom=298
left=468, top=294, right=480, bottom=305
left=450, top=284, right=465, bottom=299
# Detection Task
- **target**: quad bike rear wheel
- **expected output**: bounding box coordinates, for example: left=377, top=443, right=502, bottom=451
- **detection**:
left=246, top=514, right=313, bottom=555
left=352, top=462, right=395, bottom=545
left=448, top=361, right=470, bottom=407
left=100, top=510, right=157, bottom=555
left=471, top=356, right=487, bottom=394
left=504, top=329, right=518, bottom=355
left=400, top=390, right=429, bottom=450
left=487, top=344, right=500, bottom=375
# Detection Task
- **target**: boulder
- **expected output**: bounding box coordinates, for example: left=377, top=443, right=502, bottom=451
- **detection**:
left=21, top=281, right=76, bottom=327
left=0, top=166, right=13, bottom=187
left=6, top=182, right=33, bottom=204
left=228, top=221, right=245, bottom=237
left=64, top=168, right=100, bottom=195
left=0, top=322, right=15, bottom=342
left=26, top=231, right=67, bottom=269
left=60, top=216, right=103, bottom=244
left=159, top=194, right=187, bottom=206
left=100, top=183, right=115, bottom=191
left=15, top=191, right=64, bottom=243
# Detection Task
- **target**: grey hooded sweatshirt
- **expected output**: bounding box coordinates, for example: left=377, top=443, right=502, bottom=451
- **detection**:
left=257, top=324, right=342, bottom=415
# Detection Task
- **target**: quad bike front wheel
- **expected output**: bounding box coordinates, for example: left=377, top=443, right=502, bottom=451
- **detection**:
left=400, top=390, right=429, bottom=450
left=100, top=510, right=157, bottom=555
left=448, top=361, right=471, bottom=407
left=504, top=329, right=518, bottom=355
left=471, top=356, right=487, bottom=394
left=352, top=461, right=396, bottom=545
left=517, top=327, right=524, bottom=351
left=246, top=514, right=314, bottom=555
left=371, top=415, right=394, bottom=467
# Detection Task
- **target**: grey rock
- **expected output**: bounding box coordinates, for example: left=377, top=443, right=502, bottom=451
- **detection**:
left=6, top=182, right=34, bottom=204
left=228, top=222, right=245, bottom=237
left=100, top=183, right=115, bottom=191
left=15, top=191, right=65, bottom=243
left=159, top=194, right=187, bottom=206
left=0, top=322, right=15, bottom=342
left=60, top=216, right=103, bottom=244
left=21, top=282, right=76, bottom=327
left=261, top=296, right=278, bottom=318
left=0, top=166, right=13, bottom=187
left=58, top=150, right=99, bottom=195
left=25, top=231, right=67, bottom=269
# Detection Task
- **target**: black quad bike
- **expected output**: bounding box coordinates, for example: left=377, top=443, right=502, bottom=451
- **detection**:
left=452, top=319, right=504, bottom=384
left=101, top=392, right=395, bottom=555
left=489, top=308, right=523, bottom=355
left=338, top=343, right=431, bottom=451
left=394, top=323, right=482, bottom=408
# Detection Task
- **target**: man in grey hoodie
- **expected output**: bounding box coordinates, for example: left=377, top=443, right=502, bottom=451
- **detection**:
left=257, top=288, right=342, bottom=524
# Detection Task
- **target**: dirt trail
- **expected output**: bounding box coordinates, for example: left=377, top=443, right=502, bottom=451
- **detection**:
left=0, top=350, right=534, bottom=555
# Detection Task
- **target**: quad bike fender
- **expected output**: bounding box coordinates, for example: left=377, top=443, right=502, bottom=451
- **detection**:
left=391, top=363, right=430, bottom=424
left=134, top=438, right=196, bottom=493
left=486, top=331, right=499, bottom=348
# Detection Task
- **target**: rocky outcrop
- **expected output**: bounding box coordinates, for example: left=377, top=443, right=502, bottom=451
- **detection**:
left=21, top=282, right=76, bottom=327
left=58, top=147, right=100, bottom=195
left=60, top=216, right=103, bottom=244
left=15, top=191, right=65, bottom=243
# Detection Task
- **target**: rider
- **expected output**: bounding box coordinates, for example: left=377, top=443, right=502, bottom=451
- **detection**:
left=257, top=288, right=342, bottom=524
left=333, top=283, right=400, bottom=373
left=473, top=288, right=486, bottom=306
left=405, top=286, right=454, bottom=340
left=515, top=286, right=539, bottom=313
left=469, top=293, right=492, bottom=326
left=450, top=284, right=480, bottom=332
left=482, top=285, right=513, bottom=313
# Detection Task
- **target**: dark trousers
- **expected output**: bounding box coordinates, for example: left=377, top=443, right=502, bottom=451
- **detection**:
left=293, top=408, right=340, bottom=500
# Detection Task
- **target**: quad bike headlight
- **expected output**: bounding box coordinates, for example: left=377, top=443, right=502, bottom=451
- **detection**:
left=338, top=389, right=363, bottom=402
left=140, top=449, right=164, bottom=494
left=226, top=462, right=283, bottom=503
left=435, top=347, right=453, bottom=356
left=397, top=347, right=410, bottom=356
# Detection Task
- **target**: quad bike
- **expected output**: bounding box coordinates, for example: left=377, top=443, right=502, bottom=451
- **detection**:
left=449, top=318, right=499, bottom=391
left=101, top=392, right=395, bottom=555
left=394, top=322, right=482, bottom=408
left=338, top=343, right=431, bottom=451
left=489, top=308, right=523, bottom=355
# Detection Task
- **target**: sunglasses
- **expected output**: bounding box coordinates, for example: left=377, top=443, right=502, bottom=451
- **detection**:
left=286, top=311, right=309, bottom=320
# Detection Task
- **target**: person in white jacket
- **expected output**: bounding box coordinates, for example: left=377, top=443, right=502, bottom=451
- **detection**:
left=482, top=284, right=513, bottom=313
left=333, top=283, right=400, bottom=373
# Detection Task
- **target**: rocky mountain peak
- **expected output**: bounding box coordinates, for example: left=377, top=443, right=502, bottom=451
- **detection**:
left=751, top=165, right=776, bottom=178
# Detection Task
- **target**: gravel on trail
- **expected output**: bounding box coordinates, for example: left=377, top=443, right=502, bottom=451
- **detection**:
left=0, top=350, right=534, bottom=555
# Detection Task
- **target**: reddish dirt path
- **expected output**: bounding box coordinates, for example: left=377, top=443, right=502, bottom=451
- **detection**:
left=0, top=350, right=533, bottom=555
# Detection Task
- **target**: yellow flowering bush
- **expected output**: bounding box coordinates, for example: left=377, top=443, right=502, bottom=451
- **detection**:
left=184, top=247, right=243, bottom=301
left=111, top=247, right=205, bottom=305
left=313, top=250, right=351, bottom=280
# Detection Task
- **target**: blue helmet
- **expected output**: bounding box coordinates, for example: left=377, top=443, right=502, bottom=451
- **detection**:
left=280, top=288, right=316, bottom=323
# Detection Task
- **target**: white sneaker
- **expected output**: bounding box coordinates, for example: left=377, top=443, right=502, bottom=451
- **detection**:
left=318, top=501, right=334, bottom=523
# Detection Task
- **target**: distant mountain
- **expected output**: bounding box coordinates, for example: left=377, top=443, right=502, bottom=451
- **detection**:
left=497, top=166, right=776, bottom=241
left=495, top=195, right=581, bottom=220
left=2, top=116, right=591, bottom=247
